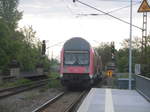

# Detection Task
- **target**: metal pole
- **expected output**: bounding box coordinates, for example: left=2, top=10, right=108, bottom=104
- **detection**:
left=129, top=0, right=132, bottom=90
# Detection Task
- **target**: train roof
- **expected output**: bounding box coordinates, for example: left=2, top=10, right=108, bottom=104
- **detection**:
left=63, top=37, right=91, bottom=51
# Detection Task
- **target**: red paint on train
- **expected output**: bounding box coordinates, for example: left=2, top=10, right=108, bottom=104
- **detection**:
left=65, top=66, right=86, bottom=73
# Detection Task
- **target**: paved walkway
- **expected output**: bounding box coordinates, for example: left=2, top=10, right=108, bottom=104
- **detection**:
left=77, top=88, right=150, bottom=112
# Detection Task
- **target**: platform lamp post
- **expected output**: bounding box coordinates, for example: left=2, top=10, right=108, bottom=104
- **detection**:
left=129, top=0, right=133, bottom=90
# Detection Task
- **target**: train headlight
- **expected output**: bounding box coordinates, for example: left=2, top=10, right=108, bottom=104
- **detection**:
left=60, top=74, right=63, bottom=78
left=89, top=74, right=93, bottom=79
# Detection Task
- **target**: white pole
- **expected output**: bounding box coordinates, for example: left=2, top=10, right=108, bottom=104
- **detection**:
left=129, top=0, right=133, bottom=90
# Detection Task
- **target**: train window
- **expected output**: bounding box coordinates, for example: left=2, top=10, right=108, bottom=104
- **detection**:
left=77, top=53, right=89, bottom=65
left=64, top=53, right=76, bottom=65
left=64, top=52, right=89, bottom=65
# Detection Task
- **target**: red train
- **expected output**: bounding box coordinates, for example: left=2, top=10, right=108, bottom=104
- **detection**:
left=60, top=37, right=102, bottom=88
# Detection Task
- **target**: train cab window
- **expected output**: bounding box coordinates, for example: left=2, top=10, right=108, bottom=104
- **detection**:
left=64, top=53, right=76, bottom=65
left=77, top=53, right=89, bottom=65
left=64, top=51, right=89, bottom=65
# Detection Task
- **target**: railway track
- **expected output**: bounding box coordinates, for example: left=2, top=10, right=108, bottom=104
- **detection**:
left=32, top=91, right=88, bottom=112
left=31, top=77, right=105, bottom=112
left=0, top=79, right=50, bottom=99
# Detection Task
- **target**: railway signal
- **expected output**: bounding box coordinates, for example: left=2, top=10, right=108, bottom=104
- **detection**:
left=42, top=40, right=46, bottom=55
left=111, top=42, right=115, bottom=60
left=111, top=44, right=115, bottom=54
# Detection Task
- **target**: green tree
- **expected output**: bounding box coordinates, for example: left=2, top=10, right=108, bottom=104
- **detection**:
left=0, top=1, right=51, bottom=74
left=95, top=42, right=112, bottom=70
left=117, top=37, right=142, bottom=73
left=0, top=0, right=22, bottom=29
left=0, top=19, right=11, bottom=70
left=50, top=58, right=59, bottom=72
left=116, top=48, right=128, bottom=72
left=18, top=26, right=42, bottom=71
left=121, top=37, right=142, bottom=49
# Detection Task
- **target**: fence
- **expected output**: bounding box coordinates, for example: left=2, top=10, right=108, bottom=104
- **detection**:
left=136, top=75, right=150, bottom=102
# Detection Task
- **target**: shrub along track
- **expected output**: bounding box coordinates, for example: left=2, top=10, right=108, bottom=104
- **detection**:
left=0, top=79, right=50, bottom=99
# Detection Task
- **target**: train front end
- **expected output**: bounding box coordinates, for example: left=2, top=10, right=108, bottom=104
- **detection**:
left=60, top=37, right=94, bottom=87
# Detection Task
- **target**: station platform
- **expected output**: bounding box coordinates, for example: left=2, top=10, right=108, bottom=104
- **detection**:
left=77, top=88, right=150, bottom=112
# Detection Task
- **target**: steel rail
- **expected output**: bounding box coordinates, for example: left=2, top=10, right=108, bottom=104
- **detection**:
left=63, top=91, right=88, bottom=112
left=32, top=92, right=65, bottom=112
left=32, top=91, right=88, bottom=112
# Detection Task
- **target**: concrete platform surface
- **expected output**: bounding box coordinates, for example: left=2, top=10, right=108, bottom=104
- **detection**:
left=77, top=88, right=150, bottom=112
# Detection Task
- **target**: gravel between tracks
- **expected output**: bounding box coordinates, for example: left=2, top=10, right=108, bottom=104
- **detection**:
left=0, top=86, right=64, bottom=112
left=42, top=92, right=82, bottom=112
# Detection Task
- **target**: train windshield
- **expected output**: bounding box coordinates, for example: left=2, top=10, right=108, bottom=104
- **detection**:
left=64, top=51, right=89, bottom=65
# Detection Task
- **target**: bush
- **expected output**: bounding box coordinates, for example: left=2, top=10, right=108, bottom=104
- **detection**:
left=48, top=79, right=62, bottom=88
left=13, top=78, right=32, bottom=86
left=0, top=78, right=32, bottom=88
left=48, top=72, right=60, bottom=79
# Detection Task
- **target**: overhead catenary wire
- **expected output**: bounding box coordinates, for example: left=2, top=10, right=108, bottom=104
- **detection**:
left=76, top=2, right=140, bottom=16
left=62, top=0, right=87, bottom=36
left=99, top=2, right=140, bottom=15
left=63, top=0, right=140, bottom=18
left=74, top=0, right=143, bottom=30
left=95, top=0, right=141, bottom=3
left=46, top=41, right=65, bottom=49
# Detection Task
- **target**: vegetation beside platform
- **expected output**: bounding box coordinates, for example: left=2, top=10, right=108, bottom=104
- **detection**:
left=47, top=72, right=62, bottom=88
left=0, top=78, right=32, bottom=89
left=95, top=36, right=150, bottom=78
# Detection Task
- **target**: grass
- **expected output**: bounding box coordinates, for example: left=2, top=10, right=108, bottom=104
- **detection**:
left=0, top=78, right=32, bottom=89
left=47, top=72, right=62, bottom=88
left=48, top=72, right=60, bottom=79
left=0, top=72, right=62, bottom=89
left=47, top=79, right=62, bottom=88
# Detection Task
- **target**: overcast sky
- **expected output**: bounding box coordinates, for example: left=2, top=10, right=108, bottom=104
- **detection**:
left=18, top=0, right=150, bottom=59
